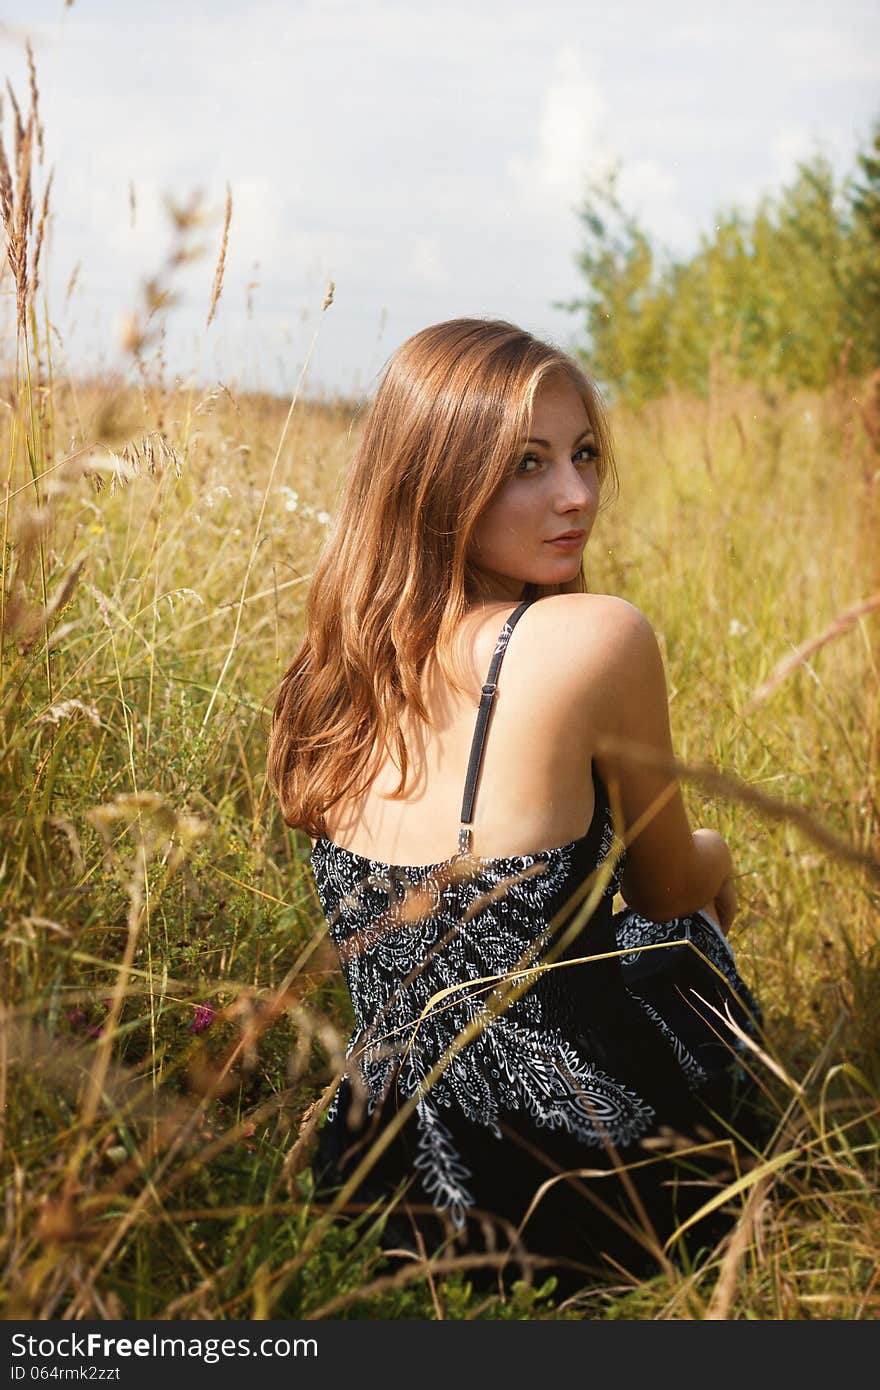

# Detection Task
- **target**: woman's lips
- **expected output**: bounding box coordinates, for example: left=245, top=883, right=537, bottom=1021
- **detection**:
left=544, top=531, right=586, bottom=550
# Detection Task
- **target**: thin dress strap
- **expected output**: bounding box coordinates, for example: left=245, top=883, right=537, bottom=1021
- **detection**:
left=457, top=597, right=537, bottom=855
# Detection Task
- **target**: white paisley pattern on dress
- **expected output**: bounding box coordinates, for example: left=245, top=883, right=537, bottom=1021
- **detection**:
left=613, top=909, right=761, bottom=1083
left=492, top=618, right=516, bottom=657
left=311, top=783, right=761, bottom=1230
left=311, top=807, right=658, bottom=1230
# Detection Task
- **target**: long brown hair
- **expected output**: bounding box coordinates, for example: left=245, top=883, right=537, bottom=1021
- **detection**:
left=267, top=318, right=618, bottom=837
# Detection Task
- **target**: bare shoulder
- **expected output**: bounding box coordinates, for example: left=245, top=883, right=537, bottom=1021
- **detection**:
left=524, top=591, right=654, bottom=659
left=518, top=592, right=662, bottom=725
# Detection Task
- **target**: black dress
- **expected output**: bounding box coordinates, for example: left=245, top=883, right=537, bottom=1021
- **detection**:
left=309, top=598, right=764, bottom=1297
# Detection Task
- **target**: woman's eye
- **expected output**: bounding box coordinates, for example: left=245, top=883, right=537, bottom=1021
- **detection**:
left=516, top=445, right=599, bottom=474
left=575, top=444, right=600, bottom=465
left=516, top=454, right=541, bottom=474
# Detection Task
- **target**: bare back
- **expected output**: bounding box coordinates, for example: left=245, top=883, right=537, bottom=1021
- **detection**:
left=317, top=593, right=609, bottom=866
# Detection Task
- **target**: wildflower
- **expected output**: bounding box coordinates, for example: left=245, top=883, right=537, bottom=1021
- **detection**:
left=204, top=485, right=232, bottom=509
left=316, top=510, right=331, bottom=527
left=191, top=1004, right=215, bottom=1034
left=34, top=699, right=102, bottom=728
left=728, top=618, right=748, bottom=637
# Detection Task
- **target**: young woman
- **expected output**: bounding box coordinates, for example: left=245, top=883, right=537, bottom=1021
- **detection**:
left=267, top=318, right=764, bottom=1298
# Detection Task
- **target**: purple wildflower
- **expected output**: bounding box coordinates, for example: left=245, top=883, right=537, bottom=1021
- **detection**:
left=191, top=1004, right=215, bottom=1034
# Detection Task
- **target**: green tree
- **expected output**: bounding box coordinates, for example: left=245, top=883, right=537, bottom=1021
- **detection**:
left=563, top=125, right=880, bottom=403
left=846, top=119, right=880, bottom=370
left=556, top=165, right=671, bottom=406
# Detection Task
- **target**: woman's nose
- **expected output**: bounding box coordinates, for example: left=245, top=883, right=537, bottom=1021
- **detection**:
left=555, top=464, right=598, bottom=512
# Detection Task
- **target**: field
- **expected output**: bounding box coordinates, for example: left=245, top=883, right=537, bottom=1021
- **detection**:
left=2, top=340, right=878, bottom=1318
left=1, top=48, right=878, bottom=1320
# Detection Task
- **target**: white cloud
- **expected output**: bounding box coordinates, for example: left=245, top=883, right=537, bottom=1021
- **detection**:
left=731, top=125, right=852, bottom=222
left=506, top=48, right=689, bottom=250
left=616, top=160, right=690, bottom=248
left=535, top=47, right=613, bottom=192
left=508, top=45, right=614, bottom=204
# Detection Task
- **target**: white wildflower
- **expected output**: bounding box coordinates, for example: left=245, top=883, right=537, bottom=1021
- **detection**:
left=728, top=618, right=748, bottom=637
left=204, top=485, right=232, bottom=509
left=33, top=699, right=102, bottom=728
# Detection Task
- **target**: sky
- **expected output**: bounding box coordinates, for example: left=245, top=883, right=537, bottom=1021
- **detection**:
left=2, top=0, right=879, bottom=400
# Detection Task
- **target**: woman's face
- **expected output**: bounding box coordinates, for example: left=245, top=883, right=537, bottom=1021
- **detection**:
left=468, top=373, right=601, bottom=601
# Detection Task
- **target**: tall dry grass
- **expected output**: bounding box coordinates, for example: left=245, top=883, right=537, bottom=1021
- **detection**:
left=1, top=56, right=878, bottom=1321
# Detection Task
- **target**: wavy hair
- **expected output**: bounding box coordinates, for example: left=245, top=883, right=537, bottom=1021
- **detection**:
left=267, top=318, right=619, bottom=837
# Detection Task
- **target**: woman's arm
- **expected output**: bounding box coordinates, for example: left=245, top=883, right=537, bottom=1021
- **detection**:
left=578, top=596, right=736, bottom=924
